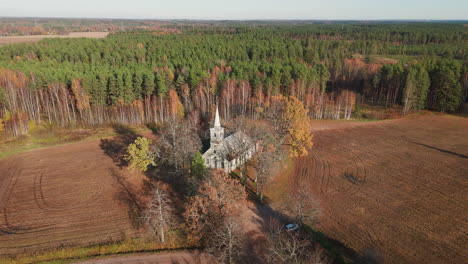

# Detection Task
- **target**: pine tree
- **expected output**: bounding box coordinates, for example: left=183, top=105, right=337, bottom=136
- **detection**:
left=191, top=151, right=207, bottom=179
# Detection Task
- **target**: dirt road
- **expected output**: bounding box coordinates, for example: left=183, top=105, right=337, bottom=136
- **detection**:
left=75, top=251, right=212, bottom=264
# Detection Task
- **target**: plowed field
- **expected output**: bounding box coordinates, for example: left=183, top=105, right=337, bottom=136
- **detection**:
left=0, top=137, right=146, bottom=256
left=288, top=115, right=468, bottom=263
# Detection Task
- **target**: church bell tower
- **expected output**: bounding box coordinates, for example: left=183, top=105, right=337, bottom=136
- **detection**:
left=209, top=106, right=224, bottom=149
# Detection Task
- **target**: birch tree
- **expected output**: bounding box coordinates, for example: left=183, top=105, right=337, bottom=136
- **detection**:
left=141, top=185, right=174, bottom=243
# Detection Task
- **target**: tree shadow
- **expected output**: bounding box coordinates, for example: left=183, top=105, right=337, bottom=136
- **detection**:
left=240, top=230, right=268, bottom=264
left=344, top=170, right=364, bottom=185
left=110, top=168, right=152, bottom=229
left=99, top=134, right=140, bottom=167
left=112, top=123, right=137, bottom=135
left=407, top=140, right=468, bottom=159
left=145, top=122, right=161, bottom=135
left=355, top=247, right=385, bottom=264
left=246, top=191, right=361, bottom=264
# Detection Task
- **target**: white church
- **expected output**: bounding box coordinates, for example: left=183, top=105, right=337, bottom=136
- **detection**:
left=202, top=107, right=258, bottom=172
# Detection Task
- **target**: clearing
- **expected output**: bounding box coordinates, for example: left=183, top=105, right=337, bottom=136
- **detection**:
left=0, top=32, right=109, bottom=45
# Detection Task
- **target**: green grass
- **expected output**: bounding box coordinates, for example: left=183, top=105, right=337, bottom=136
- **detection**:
left=0, top=238, right=194, bottom=264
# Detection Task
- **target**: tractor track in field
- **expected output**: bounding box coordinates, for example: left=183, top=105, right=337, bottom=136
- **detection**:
left=284, top=115, right=468, bottom=264
left=0, top=137, right=146, bottom=256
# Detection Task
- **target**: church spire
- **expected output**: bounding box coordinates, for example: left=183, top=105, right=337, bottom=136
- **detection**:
left=214, top=105, right=221, bottom=127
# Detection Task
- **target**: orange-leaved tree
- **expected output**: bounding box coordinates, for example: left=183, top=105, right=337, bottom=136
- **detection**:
left=184, top=170, right=247, bottom=245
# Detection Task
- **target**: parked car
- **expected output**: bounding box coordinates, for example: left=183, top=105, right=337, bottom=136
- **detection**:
left=284, top=223, right=299, bottom=232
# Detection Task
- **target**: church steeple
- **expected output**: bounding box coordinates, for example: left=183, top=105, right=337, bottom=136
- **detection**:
left=210, top=105, right=224, bottom=149
left=214, top=105, right=221, bottom=127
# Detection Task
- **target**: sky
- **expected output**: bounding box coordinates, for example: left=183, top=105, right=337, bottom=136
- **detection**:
left=0, top=0, right=467, bottom=20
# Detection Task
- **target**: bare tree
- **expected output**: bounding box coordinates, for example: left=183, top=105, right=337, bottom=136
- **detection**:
left=265, top=220, right=330, bottom=264
left=156, top=116, right=201, bottom=175
left=287, top=187, right=319, bottom=226
left=141, top=185, right=174, bottom=243
left=207, top=217, right=245, bottom=264
left=228, top=117, right=285, bottom=200
left=266, top=221, right=310, bottom=264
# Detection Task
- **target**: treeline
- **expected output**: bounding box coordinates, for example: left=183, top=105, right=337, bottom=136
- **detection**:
left=0, top=23, right=466, bottom=137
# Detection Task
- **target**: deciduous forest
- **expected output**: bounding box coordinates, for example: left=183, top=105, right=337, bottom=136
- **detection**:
left=0, top=22, right=466, bottom=137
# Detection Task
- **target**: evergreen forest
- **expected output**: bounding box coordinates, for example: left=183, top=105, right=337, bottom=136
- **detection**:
left=0, top=22, right=466, bottom=137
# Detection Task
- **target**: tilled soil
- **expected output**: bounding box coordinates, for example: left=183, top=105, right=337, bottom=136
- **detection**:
left=289, top=115, right=468, bottom=264
left=0, top=137, right=146, bottom=256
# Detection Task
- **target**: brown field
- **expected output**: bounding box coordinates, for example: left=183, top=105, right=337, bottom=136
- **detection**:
left=0, top=32, right=109, bottom=45
left=0, top=133, right=150, bottom=256
left=0, top=114, right=466, bottom=262
left=283, top=115, right=468, bottom=263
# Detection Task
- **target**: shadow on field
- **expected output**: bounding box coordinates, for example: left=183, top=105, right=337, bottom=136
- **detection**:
left=112, top=123, right=137, bottom=135
left=99, top=125, right=142, bottom=167
left=110, top=169, right=152, bottom=229
left=408, top=140, right=468, bottom=159
left=249, top=200, right=364, bottom=264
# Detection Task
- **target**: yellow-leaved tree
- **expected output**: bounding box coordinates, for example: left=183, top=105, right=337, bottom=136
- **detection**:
left=270, top=95, right=313, bottom=157
left=284, top=96, right=313, bottom=157
left=124, top=137, right=156, bottom=172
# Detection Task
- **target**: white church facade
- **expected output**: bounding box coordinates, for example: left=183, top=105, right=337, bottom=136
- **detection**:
left=202, top=107, right=258, bottom=172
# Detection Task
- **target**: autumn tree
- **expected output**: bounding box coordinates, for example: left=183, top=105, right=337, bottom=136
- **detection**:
left=270, top=95, right=313, bottom=157
left=184, top=170, right=246, bottom=245
left=141, top=185, right=174, bottom=243
left=124, top=137, right=156, bottom=172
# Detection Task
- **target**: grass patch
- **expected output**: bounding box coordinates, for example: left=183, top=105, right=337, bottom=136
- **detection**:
left=0, top=124, right=150, bottom=160
left=0, top=238, right=195, bottom=264
left=263, top=157, right=293, bottom=202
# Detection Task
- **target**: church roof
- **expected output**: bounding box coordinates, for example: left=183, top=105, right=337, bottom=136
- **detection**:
left=203, top=131, right=254, bottom=161
left=203, top=105, right=255, bottom=162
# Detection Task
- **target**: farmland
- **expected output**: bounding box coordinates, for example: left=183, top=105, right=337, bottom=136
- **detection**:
left=0, top=133, right=148, bottom=256
left=0, top=32, right=109, bottom=45
left=275, top=114, right=468, bottom=263
left=0, top=113, right=466, bottom=263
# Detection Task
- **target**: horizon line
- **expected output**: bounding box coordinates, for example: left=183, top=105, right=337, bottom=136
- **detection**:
left=1, top=15, right=467, bottom=22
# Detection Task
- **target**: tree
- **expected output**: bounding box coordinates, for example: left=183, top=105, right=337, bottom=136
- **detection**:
left=402, top=65, right=431, bottom=113
left=430, top=60, right=462, bottom=112
left=191, top=151, right=207, bottom=179
left=184, top=170, right=246, bottom=244
left=402, top=67, right=418, bottom=114
left=270, top=95, right=313, bottom=157
left=286, top=187, right=319, bottom=226
left=124, top=137, right=156, bottom=172
left=156, top=117, right=201, bottom=175
left=265, top=220, right=329, bottom=264
left=416, top=66, right=431, bottom=110
left=207, top=217, right=245, bottom=264
left=141, top=185, right=174, bottom=242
